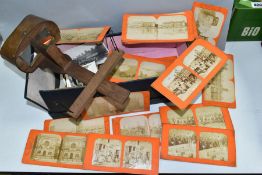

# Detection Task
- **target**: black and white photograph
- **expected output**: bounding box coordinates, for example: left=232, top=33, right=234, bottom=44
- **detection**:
left=64, top=44, right=108, bottom=66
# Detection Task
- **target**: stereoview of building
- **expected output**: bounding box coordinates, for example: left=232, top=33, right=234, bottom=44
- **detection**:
left=168, top=129, right=196, bottom=158
left=58, top=136, right=86, bottom=164
left=159, top=21, right=187, bottom=33
left=73, top=44, right=107, bottom=65
left=112, top=59, right=138, bottom=80
left=124, top=141, right=152, bottom=169
left=189, top=48, right=217, bottom=75
left=205, top=61, right=232, bottom=102
left=206, top=72, right=224, bottom=100
left=196, top=9, right=219, bottom=37
left=167, top=69, right=198, bottom=96
left=198, top=9, right=219, bottom=27
left=129, top=20, right=187, bottom=34
left=31, top=134, right=62, bottom=162
left=92, top=139, right=121, bottom=167
left=141, top=22, right=158, bottom=33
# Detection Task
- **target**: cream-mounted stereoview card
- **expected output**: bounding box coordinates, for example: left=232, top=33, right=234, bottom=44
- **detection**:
left=202, top=54, right=236, bottom=108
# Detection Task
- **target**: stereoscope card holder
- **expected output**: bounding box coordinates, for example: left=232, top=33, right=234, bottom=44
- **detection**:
left=24, top=31, right=187, bottom=118
left=0, top=15, right=130, bottom=119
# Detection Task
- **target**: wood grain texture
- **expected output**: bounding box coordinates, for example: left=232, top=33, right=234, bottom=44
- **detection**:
left=68, top=51, right=125, bottom=118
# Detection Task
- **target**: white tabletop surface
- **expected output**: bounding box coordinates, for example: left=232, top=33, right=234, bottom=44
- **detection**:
left=0, top=41, right=262, bottom=173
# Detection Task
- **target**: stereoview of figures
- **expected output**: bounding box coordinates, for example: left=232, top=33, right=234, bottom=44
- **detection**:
left=112, top=112, right=162, bottom=138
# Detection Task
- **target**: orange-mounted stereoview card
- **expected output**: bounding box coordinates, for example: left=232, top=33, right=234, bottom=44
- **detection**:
left=112, top=112, right=162, bottom=138
left=202, top=54, right=236, bottom=108
left=22, top=130, right=88, bottom=169
left=160, top=124, right=236, bottom=167
left=121, top=11, right=198, bottom=44
left=151, top=39, right=229, bottom=110
left=82, top=91, right=150, bottom=120
left=57, top=26, right=111, bottom=44
left=83, top=133, right=160, bottom=175
left=192, top=1, right=228, bottom=46
left=159, top=104, right=234, bottom=131
left=43, top=117, right=110, bottom=134
left=109, top=53, right=175, bottom=83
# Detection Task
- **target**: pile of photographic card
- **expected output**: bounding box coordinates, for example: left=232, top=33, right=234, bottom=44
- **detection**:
left=160, top=105, right=236, bottom=166
left=22, top=1, right=238, bottom=174
left=23, top=130, right=160, bottom=174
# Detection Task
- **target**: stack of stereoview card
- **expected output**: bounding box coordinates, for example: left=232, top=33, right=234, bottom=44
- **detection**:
left=23, top=130, right=160, bottom=174
left=151, top=39, right=230, bottom=109
left=160, top=105, right=236, bottom=167
left=22, top=1, right=238, bottom=174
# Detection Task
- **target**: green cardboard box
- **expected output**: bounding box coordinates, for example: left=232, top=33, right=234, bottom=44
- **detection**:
left=227, top=0, right=262, bottom=41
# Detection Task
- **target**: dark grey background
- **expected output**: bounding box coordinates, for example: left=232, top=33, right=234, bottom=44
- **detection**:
left=0, top=0, right=233, bottom=50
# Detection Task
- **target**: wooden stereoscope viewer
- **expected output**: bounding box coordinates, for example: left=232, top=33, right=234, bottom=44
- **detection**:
left=0, top=15, right=130, bottom=118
